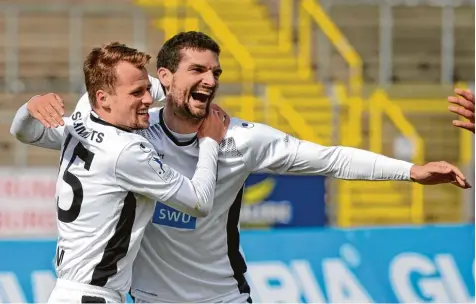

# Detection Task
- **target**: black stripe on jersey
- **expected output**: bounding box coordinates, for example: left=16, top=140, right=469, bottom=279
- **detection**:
left=226, top=186, right=252, bottom=301
left=150, top=124, right=162, bottom=139
left=158, top=109, right=197, bottom=146
left=90, top=192, right=137, bottom=287
left=59, top=133, right=73, bottom=166
left=89, top=113, right=131, bottom=133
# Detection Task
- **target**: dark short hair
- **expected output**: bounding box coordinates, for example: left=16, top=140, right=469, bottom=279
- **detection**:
left=156, top=31, right=220, bottom=72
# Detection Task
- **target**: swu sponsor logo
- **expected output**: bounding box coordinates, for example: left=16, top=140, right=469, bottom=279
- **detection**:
left=152, top=202, right=197, bottom=229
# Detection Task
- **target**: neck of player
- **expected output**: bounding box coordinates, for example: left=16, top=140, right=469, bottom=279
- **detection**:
left=163, top=105, right=200, bottom=134
left=92, top=109, right=133, bottom=131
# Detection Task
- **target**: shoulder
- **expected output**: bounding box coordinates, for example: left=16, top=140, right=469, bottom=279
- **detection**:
left=72, top=93, right=92, bottom=114
left=225, top=117, right=289, bottom=151
left=225, top=117, right=261, bottom=139
left=148, top=75, right=166, bottom=102
left=68, top=110, right=149, bottom=151
left=115, top=135, right=157, bottom=173
left=148, top=107, right=163, bottom=125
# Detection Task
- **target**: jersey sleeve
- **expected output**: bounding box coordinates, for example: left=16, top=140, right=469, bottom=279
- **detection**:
left=115, top=137, right=219, bottom=217
left=242, top=122, right=300, bottom=173
left=10, top=101, right=65, bottom=150
left=73, top=92, right=92, bottom=113
left=149, top=76, right=166, bottom=101
left=287, top=140, right=413, bottom=181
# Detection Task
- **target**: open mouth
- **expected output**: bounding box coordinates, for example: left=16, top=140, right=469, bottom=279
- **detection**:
left=137, top=109, right=149, bottom=116
left=191, top=91, right=211, bottom=103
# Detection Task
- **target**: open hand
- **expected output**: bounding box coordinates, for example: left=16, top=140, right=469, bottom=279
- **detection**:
left=27, top=93, right=65, bottom=128
left=410, top=161, right=471, bottom=189
left=448, top=88, right=474, bottom=133
left=198, top=104, right=230, bottom=143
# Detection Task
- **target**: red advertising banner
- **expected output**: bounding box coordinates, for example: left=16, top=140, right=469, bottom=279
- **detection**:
left=0, top=168, right=58, bottom=238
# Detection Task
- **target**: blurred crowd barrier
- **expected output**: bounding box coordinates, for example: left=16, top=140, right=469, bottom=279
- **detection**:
left=0, top=0, right=474, bottom=228
left=0, top=224, right=473, bottom=302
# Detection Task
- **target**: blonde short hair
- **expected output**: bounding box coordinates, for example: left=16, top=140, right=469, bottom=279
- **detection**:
left=83, top=42, right=151, bottom=106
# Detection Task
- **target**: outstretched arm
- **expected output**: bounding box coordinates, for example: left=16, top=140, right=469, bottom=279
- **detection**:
left=244, top=123, right=470, bottom=188
left=288, top=141, right=413, bottom=180
left=288, top=141, right=470, bottom=188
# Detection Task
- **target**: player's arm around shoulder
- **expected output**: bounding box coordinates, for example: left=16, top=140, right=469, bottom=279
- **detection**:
left=230, top=118, right=300, bottom=173
left=10, top=93, right=67, bottom=150
left=116, top=107, right=228, bottom=217
left=114, top=135, right=217, bottom=217
left=115, top=135, right=182, bottom=200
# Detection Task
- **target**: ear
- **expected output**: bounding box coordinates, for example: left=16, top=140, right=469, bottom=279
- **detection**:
left=95, top=90, right=111, bottom=110
left=157, top=67, right=172, bottom=92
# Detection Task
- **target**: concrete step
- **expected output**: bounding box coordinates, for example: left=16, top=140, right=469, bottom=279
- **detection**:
left=216, top=6, right=269, bottom=19
left=220, top=69, right=309, bottom=83
left=280, top=84, right=325, bottom=97
left=220, top=56, right=297, bottom=70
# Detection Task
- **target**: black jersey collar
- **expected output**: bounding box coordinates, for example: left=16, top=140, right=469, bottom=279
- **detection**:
left=159, top=108, right=197, bottom=146
left=89, top=112, right=132, bottom=133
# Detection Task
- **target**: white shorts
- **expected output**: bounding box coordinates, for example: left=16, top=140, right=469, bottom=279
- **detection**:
left=133, top=290, right=251, bottom=303
left=48, top=278, right=126, bottom=303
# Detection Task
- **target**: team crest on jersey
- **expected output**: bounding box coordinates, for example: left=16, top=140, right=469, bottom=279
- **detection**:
left=241, top=122, right=254, bottom=128
left=149, top=156, right=173, bottom=183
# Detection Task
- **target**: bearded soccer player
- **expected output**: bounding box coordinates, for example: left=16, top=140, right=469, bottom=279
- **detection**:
left=11, top=32, right=471, bottom=303
left=11, top=42, right=228, bottom=303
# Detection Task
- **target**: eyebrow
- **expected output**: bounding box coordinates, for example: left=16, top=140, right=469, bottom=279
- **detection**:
left=130, top=83, right=151, bottom=93
left=189, top=63, right=222, bottom=75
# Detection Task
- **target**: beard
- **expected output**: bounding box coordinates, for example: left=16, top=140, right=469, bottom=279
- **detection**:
left=168, top=94, right=210, bottom=121
left=168, top=80, right=213, bottom=121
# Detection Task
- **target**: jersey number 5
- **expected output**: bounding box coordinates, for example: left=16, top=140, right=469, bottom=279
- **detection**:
left=57, top=140, right=95, bottom=223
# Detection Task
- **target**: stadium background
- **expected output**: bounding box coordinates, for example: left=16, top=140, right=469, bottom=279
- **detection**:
left=0, top=0, right=474, bottom=302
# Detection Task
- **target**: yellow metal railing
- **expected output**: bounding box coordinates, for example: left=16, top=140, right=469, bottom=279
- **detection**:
left=136, top=0, right=256, bottom=119
left=297, top=2, right=312, bottom=80
left=218, top=96, right=257, bottom=121
left=369, top=90, right=425, bottom=224
left=267, top=86, right=321, bottom=143
left=278, top=0, right=293, bottom=53
left=137, top=0, right=193, bottom=38
left=384, top=88, right=470, bottom=168
left=219, top=91, right=319, bottom=143
left=185, top=0, right=255, bottom=89
left=186, top=0, right=255, bottom=118
left=295, top=0, right=363, bottom=147
left=454, top=82, right=473, bottom=166
left=333, top=83, right=363, bottom=147
left=300, top=0, right=363, bottom=96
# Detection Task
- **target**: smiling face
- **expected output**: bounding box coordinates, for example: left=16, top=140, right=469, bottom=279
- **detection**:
left=159, top=48, right=222, bottom=121
left=96, top=61, right=153, bottom=130
left=84, top=42, right=152, bottom=130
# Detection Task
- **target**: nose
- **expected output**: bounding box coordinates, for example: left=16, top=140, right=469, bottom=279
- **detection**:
left=202, top=70, right=217, bottom=88
left=143, top=90, right=153, bottom=105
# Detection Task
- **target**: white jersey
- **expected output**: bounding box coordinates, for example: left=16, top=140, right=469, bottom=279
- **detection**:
left=10, top=76, right=414, bottom=303
left=54, top=109, right=220, bottom=297
left=130, top=111, right=301, bottom=303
